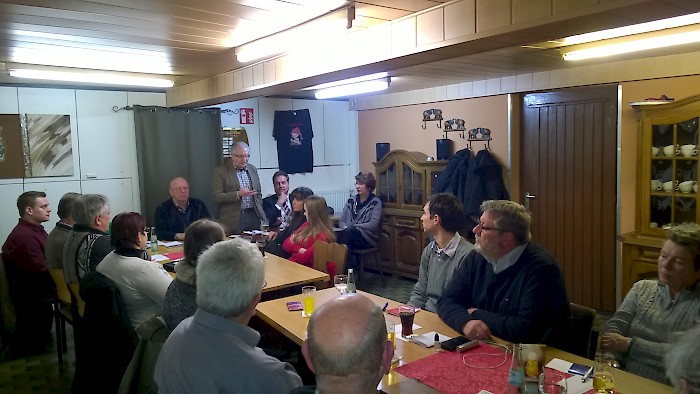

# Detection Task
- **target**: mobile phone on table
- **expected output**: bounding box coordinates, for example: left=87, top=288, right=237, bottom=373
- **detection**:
left=287, top=302, right=303, bottom=311
left=440, top=336, right=479, bottom=352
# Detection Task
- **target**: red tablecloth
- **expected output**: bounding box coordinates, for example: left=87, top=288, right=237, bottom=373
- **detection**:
left=395, top=343, right=512, bottom=394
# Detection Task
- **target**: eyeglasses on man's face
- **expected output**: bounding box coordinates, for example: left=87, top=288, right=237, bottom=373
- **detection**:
left=475, top=222, right=504, bottom=232
left=233, top=153, right=250, bottom=159
left=170, top=186, right=189, bottom=191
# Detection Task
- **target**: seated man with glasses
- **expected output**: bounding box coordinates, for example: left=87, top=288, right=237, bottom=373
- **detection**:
left=154, top=177, right=210, bottom=241
left=437, top=200, right=570, bottom=344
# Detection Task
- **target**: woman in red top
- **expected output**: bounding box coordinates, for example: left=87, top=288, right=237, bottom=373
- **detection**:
left=282, top=195, right=335, bottom=266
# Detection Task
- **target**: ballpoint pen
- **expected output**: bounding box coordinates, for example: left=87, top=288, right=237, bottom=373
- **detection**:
left=581, top=366, right=594, bottom=382
left=382, top=302, right=388, bottom=312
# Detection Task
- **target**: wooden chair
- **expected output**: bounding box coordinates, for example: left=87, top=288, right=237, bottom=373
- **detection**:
left=312, top=241, right=348, bottom=289
left=350, top=246, right=385, bottom=285
left=567, top=303, right=597, bottom=359
left=49, top=268, right=77, bottom=365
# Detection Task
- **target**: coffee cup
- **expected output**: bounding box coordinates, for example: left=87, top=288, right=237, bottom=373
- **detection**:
left=663, top=145, right=677, bottom=156
left=662, top=181, right=676, bottom=192
left=651, top=179, right=662, bottom=191
left=680, top=144, right=697, bottom=157
left=651, top=146, right=660, bottom=156
left=679, top=180, right=694, bottom=193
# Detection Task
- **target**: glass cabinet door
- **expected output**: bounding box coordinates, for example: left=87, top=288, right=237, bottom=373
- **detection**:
left=379, top=162, right=397, bottom=205
left=648, top=117, right=698, bottom=230
left=402, top=163, right=424, bottom=207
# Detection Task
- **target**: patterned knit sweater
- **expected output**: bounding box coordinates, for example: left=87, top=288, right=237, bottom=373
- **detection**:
left=603, top=280, right=700, bottom=384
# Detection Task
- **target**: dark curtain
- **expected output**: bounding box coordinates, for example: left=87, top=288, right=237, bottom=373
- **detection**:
left=133, top=105, right=221, bottom=227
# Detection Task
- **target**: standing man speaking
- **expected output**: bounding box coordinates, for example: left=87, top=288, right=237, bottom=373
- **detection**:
left=211, top=141, right=266, bottom=234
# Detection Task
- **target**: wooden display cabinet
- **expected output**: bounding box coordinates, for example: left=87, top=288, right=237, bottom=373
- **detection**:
left=620, top=94, right=700, bottom=296
left=372, top=150, right=447, bottom=278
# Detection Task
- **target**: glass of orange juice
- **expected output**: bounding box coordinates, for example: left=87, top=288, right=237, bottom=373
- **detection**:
left=302, top=286, right=315, bottom=317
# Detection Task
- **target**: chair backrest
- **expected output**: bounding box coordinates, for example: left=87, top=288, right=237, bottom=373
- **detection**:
left=568, top=303, right=597, bottom=359
left=69, top=282, right=86, bottom=317
left=313, top=241, right=348, bottom=288
left=0, top=254, right=17, bottom=334
left=49, top=268, right=72, bottom=305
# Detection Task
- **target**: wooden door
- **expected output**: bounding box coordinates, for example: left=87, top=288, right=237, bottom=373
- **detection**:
left=521, top=86, right=617, bottom=311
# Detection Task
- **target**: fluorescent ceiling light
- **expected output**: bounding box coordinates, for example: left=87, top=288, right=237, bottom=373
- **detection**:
left=560, top=12, right=700, bottom=45
left=563, top=28, right=700, bottom=61
left=314, top=77, right=390, bottom=99
left=12, top=47, right=172, bottom=74
left=9, top=69, right=174, bottom=88
left=304, top=72, right=388, bottom=90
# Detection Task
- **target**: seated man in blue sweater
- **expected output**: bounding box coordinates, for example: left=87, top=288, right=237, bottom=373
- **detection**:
left=154, top=177, right=209, bottom=241
left=437, top=200, right=570, bottom=344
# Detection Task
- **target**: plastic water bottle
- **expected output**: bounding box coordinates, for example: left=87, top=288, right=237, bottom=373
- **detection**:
left=150, top=226, right=158, bottom=253
left=346, top=269, right=356, bottom=293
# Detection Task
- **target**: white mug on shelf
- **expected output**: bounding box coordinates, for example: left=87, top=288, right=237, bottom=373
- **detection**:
left=680, top=144, right=697, bottom=157
left=662, top=180, right=677, bottom=192
left=663, top=144, right=677, bottom=156
left=651, top=146, right=660, bottom=156
left=679, top=180, right=694, bottom=193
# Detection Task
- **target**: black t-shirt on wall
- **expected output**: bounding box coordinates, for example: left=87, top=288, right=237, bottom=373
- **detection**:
left=272, top=109, right=313, bottom=174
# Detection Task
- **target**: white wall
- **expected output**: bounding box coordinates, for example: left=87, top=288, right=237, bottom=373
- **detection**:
left=219, top=98, right=359, bottom=198
left=0, top=87, right=165, bottom=243
left=0, top=89, right=358, bottom=243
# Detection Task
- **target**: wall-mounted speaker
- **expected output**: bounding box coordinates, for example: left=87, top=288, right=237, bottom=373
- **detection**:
left=436, top=139, right=452, bottom=160
left=376, top=143, right=390, bottom=161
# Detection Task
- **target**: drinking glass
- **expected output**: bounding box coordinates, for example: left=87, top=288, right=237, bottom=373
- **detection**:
left=334, top=275, right=348, bottom=294
left=538, top=369, right=567, bottom=394
left=385, top=320, right=396, bottom=349
left=302, top=286, right=315, bottom=317
left=593, top=353, right=615, bottom=394
left=398, top=305, right=416, bottom=338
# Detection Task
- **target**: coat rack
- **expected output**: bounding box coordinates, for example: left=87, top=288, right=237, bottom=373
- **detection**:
left=421, top=108, right=443, bottom=129
left=465, top=127, right=492, bottom=150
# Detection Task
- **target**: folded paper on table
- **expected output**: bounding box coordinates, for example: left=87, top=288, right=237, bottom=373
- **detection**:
left=161, top=240, right=183, bottom=247
left=150, top=254, right=169, bottom=262
left=395, top=343, right=509, bottom=394
left=409, top=331, right=451, bottom=347
left=395, top=324, right=422, bottom=341
left=543, top=363, right=595, bottom=394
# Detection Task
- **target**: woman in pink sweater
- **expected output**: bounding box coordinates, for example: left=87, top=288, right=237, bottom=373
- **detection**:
left=283, top=195, right=335, bottom=266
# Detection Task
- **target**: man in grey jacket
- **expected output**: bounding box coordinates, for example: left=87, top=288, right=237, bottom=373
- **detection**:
left=408, top=193, right=474, bottom=312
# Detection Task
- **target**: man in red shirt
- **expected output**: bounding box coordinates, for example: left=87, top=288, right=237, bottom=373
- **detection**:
left=2, top=191, right=55, bottom=355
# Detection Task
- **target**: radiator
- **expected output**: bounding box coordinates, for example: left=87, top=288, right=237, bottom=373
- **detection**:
left=316, top=190, right=352, bottom=215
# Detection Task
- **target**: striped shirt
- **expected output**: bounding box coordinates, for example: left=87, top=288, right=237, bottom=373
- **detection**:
left=603, top=280, right=700, bottom=384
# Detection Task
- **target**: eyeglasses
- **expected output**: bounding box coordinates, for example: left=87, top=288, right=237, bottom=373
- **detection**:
left=262, top=279, right=267, bottom=289
left=476, top=222, right=505, bottom=232
left=233, top=153, right=251, bottom=159
left=170, top=186, right=189, bottom=191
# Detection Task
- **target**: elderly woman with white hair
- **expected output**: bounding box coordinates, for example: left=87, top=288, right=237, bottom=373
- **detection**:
left=602, top=222, right=700, bottom=384
left=666, top=325, right=700, bottom=394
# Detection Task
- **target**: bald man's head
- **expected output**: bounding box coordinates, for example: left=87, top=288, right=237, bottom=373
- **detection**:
left=303, top=294, right=392, bottom=392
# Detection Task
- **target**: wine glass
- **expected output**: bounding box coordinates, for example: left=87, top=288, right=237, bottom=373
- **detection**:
left=334, top=275, right=348, bottom=294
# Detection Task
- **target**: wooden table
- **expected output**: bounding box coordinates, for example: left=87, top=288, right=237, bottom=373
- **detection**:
left=256, top=288, right=673, bottom=393
left=154, top=244, right=329, bottom=293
